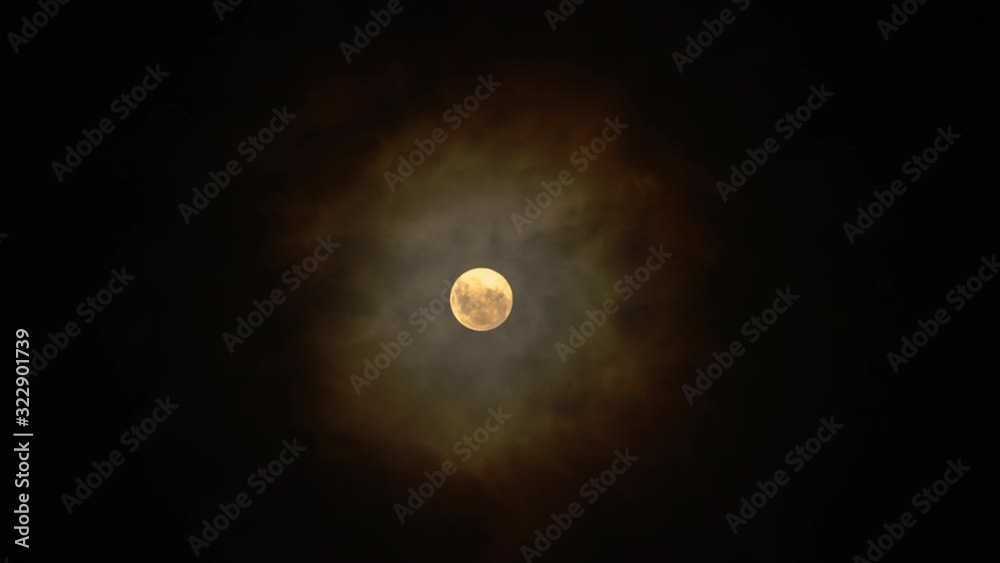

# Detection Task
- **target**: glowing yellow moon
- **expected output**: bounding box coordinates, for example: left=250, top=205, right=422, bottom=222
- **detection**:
left=450, top=268, right=513, bottom=331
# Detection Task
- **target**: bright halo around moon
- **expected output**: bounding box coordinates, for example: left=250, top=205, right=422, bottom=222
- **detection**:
left=450, top=268, right=513, bottom=331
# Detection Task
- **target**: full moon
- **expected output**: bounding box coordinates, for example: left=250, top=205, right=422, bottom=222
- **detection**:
left=450, top=268, right=514, bottom=331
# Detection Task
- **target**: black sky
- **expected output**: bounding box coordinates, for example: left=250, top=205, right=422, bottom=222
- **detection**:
left=4, top=1, right=996, bottom=562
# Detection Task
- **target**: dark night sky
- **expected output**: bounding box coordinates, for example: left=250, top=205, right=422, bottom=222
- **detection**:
left=4, top=1, right=996, bottom=562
